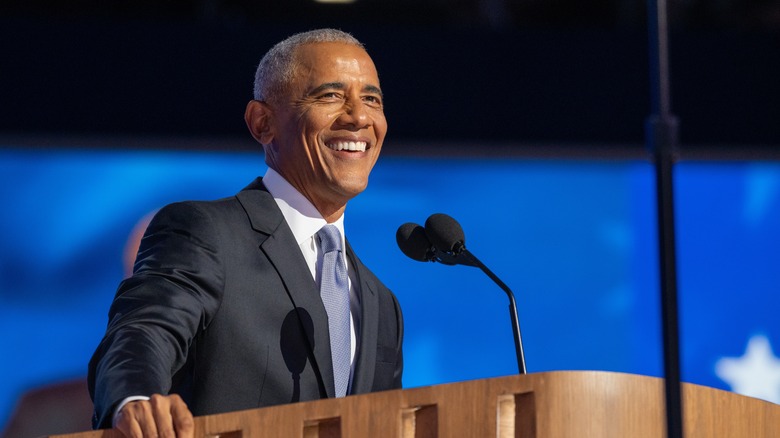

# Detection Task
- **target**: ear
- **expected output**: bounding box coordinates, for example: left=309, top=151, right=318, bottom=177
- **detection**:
left=244, top=100, right=275, bottom=145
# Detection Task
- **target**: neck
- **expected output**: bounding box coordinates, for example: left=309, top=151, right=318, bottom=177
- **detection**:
left=267, top=166, right=350, bottom=224
left=317, top=204, right=346, bottom=224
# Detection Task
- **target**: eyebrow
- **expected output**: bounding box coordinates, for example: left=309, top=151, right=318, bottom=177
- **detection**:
left=363, top=84, right=384, bottom=98
left=308, top=82, right=384, bottom=98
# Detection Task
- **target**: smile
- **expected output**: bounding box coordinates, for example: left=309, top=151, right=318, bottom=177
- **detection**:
left=326, top=141, right=367, bottom=152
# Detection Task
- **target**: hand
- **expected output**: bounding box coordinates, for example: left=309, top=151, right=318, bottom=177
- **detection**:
left=114, top=394, right=194, bottom=438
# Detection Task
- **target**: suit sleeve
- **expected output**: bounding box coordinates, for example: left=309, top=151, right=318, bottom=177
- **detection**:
left=88, top=202, right=225, bottom=429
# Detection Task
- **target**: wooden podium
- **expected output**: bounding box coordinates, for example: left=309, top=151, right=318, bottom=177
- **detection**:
left=49, top=371, right=779, bottom=437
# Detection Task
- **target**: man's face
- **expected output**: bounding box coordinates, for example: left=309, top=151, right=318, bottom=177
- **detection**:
left=264, top=42, right=387, bottom=216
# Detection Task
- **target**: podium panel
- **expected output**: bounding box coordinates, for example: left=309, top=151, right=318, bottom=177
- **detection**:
left=49, top=371, right=780, bottom=438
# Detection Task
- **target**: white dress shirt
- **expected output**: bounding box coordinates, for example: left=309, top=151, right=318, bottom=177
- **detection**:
left=262, top=167, right=361, bottom=367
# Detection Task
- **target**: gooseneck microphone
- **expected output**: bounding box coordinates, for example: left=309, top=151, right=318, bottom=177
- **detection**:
left=395, top=223, right=434, bottom=262
left=396, top=213, right=527, bottom=375
left=395, top=220, right=470, bottom=266
left=424, top=213, right=466, bottom=254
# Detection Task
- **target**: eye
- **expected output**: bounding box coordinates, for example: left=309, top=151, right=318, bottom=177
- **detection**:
left=362, top=95, right=383, bottom=106
left=319, top=92, right=343, bottom=100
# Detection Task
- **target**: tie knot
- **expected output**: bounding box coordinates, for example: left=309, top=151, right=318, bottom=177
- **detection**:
left=318, top=224, right=342, bottom=254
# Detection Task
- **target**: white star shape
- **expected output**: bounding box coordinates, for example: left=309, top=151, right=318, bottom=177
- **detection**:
left=715, top=335, right=780, bottom=404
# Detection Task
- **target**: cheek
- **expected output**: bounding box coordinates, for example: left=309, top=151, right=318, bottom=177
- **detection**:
left=304, top=117, right=335, bottom=147
left=312, top=110, right=339, bottom=128
left=374, top=113, right=388, bottom=137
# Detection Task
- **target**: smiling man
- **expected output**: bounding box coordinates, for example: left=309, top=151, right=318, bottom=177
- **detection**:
left=88, top=29, right=403, bottom=438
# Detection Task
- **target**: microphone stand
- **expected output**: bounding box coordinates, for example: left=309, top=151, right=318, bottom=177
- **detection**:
left=647, top=0, right=683, bottom=436
left=434, top=248, right=528, bottom=375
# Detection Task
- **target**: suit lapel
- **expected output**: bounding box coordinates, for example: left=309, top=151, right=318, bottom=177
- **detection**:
left=346, top=240, right=379, bottom=394
left=236, top=179, right=336, bottom=398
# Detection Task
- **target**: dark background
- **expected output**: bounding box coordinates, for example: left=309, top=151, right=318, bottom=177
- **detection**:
left=1, top=0, right=778, bottom=152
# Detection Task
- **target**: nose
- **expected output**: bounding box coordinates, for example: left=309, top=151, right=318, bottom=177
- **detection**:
left=335, top=96, right=371, bottom=130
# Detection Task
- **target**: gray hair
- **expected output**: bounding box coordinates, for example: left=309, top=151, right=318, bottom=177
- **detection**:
left=253, top=29, right=365, bottom=103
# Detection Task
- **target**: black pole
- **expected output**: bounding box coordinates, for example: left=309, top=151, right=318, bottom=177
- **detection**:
left=454, top=249, right=528, bottom=374
left=646, top=0, right=683, bottom=437
left=473, top=258, right=527, bottom=375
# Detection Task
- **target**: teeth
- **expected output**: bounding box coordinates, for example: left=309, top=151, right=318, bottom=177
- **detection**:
left=327, top=141, right=367, bottom=152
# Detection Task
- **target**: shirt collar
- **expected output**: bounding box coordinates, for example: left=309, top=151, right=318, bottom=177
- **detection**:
left=262, top=167, right=345, bottom=246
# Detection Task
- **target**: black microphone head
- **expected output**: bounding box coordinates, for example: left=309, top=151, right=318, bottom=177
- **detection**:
left=425, top=213, right=466, bottom=254
left=396, top=222, right=435, bottom=262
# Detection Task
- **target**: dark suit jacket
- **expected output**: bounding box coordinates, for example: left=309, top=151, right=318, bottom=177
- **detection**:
left=88, top=178, right=403, bottom=429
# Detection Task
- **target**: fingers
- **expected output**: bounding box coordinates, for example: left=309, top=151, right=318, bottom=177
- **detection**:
left=150, top=394, right=176, bottom=438
left=168, top=394, right=195, bottom=438
left=114, top=399, right=156, bottom=438
left=114, top=395, right=194, bottom=438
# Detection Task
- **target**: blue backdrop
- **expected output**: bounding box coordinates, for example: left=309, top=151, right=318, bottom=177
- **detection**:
left=1, top=147, right=779, bottom=431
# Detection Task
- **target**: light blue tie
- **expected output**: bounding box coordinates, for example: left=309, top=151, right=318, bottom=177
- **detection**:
left=317, top=224, right=351, bottom=397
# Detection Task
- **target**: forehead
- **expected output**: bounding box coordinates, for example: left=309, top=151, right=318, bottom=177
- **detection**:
left=292, top=42, right=379, bottom=84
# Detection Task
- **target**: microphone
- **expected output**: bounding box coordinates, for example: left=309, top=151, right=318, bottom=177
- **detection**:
left=396, top=213, right=528, bottom=374
left=395, top=223, right=434, bottom=262
left=424, top=213, right=466, bottom=254
left=395, top=219, right=467, bottom=266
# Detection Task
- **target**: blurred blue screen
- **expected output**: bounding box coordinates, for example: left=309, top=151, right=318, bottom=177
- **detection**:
left=1, top=147, right=779, bottom=430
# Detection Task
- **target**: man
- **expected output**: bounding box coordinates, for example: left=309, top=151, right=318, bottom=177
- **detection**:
left=88, top=29, right=403, bottom=438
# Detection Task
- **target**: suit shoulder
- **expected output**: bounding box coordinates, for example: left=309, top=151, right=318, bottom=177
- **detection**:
left=153, top=196, right=244, bottom=223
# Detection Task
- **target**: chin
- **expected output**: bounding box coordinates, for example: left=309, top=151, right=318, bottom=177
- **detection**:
left=336, top=180, right=369, bottom=199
